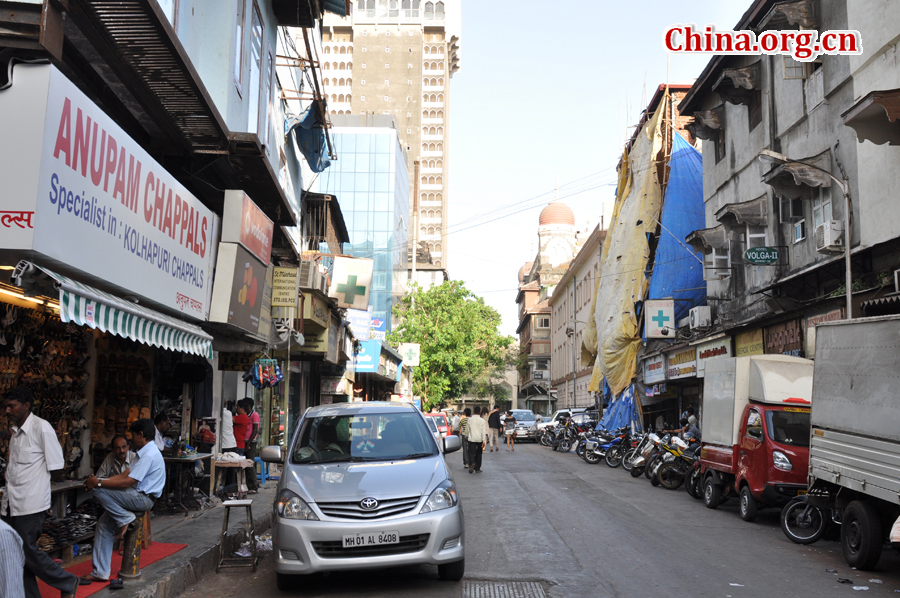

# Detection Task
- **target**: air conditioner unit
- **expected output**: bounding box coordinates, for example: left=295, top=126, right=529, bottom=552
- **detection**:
left=815, top=220, right=843, bottom=254
left=689, top=306, right=712, bottom=330
left=298, top=261, right=317, bottom=289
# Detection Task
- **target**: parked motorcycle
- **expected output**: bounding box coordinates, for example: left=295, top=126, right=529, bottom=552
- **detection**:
left=780, top=494, right=832, bottom=545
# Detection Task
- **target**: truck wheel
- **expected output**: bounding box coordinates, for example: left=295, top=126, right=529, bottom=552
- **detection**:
left=739, top=486, right=758, bottom=522
left=842, top=501, right=883, bottom=570
left=704, top=476, right=721, bottom=509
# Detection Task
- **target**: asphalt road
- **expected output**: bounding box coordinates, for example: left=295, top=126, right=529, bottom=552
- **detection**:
left=187, top=442, right=900, bottom=597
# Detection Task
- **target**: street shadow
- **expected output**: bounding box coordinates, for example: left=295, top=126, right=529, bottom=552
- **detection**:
left=277, top=564, right=461, bottom=597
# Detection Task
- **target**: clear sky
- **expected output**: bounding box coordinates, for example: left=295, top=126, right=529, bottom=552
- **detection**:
left=445, top=1, right=750, bottom=336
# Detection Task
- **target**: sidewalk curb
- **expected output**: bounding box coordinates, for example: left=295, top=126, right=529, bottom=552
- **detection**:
left=127, top=509, right=273, bottom=598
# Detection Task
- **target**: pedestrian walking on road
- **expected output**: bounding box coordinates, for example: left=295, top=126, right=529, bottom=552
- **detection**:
left=466, top=406, right=487, bottom=473
left=2, top=386, right=79, bottom=598
left=459, top=408, right=471, bottom=468
left=504, top=411, right=517, bottom=451
left=487, top=406, right=501, bottom=452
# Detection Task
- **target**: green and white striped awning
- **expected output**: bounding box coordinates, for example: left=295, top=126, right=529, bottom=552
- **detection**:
left=36, top=265, right=213, bottom=358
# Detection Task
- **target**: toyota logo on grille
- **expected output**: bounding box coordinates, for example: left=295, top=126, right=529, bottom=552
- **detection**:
left=360, top=497, right=379, bottom=510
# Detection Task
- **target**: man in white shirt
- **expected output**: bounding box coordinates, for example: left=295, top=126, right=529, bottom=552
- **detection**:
left=465, top=406, right=488, bottom=474
left=95, top=435, right=138, bottom=479
left=81, top=419, right=166, bottom=585
left=2, top=386, right=79, bottom=598
left=153, top=413, right=170, bottom=451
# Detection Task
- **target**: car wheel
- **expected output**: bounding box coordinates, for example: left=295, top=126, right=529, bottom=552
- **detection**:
left=704, top=475, right=721, bottom=509
left=739, top=486, right=758, bottom=522
left=438, top=558, right=465, bottom=581
left=276, top=572, right=299, bottom=591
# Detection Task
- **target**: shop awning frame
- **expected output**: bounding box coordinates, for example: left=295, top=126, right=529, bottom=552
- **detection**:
left=16, top=262, right=213, bottom=358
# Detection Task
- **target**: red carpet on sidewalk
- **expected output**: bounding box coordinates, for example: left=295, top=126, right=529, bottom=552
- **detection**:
left=38, top=542, right=187, bottom=598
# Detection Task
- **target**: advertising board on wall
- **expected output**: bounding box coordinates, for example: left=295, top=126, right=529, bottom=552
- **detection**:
left=645, top=299, right=676, bottom=338
left=644, top=354, right=666, bottom=384
left=221, top=190, right=273, bottom=266
left=209, top=244, right=269, bottom=336
left=695, top=337, right=732, bottom=378
left=765, top=318, right=803, bottom=356
left=355, top=340, right=382, bottom=373
left=667, top=347, right=697, bottom=380
left=735, top=329, right=764, bottom=356
left=272, top=267, right=299, bottom=307
left=0, top=64, right=218, bottom=319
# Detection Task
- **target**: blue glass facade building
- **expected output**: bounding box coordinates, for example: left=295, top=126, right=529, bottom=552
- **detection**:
left=319, top=118, right=409, bottom=330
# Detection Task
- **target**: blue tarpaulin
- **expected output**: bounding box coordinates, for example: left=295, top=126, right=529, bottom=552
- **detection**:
left=597, top=384, right=642, bottom=433
left=646, top=133, right=706, bottom=327
left=286, top=102, right=331, bottom=173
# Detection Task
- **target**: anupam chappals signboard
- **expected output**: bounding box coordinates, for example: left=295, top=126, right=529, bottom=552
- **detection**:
left=0, top=64, right=217, bottom=319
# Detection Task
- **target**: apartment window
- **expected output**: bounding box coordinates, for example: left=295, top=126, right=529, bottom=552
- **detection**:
left=714, top=130, right=726, bottom=164
left=783, top=55, right=810, bottom=80
left=246, top=1, right=263, bottom=134
left=536, top=317, right=550, bottom=329
left=361, top=95, right=365, bottom=100
left=362, top=46, right=366, bottom=52
left=813, top=188, right=833, bottom=229
left=233, top=0, right=246, bottom=95
left=361, top=79, right=365, bottom=84
left=780, top=196, right=804, bottom=223
left=385, top=79, right=389, bottom=85
left=705, top=246, right=731, bottom=280
left=793, top=219, right=807, bottom=243
left=747, top=89, right=762, bottom=132
left=385, top=47, right=390, bottom=52
left=362, top=63, right=366, bottom=68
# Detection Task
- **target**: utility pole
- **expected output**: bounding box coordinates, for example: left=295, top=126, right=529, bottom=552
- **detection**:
left=411, top=159, right=420, bottom=310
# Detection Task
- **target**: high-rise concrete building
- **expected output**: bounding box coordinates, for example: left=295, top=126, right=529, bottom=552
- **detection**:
left=322, top=1, right=461, bottom=274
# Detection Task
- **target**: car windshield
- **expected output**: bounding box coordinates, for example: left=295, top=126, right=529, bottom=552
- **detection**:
left=765, top=409, right=810, bottom=448
left=291, top=412, right=437, bottom=464
left=512, top=411, right=535, bottom=422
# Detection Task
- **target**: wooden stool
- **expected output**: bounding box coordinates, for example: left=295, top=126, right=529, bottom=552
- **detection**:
left=216, top=500, right=257, bottom=573
left=118, top=512, right=146, bottom=580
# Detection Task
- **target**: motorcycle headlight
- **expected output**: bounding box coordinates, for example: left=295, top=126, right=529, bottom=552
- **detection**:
left=773, top=450, right=793, bottom=471
left=420, top=480, right=459, bottom=514
left=276, top=489, right=319, bottom=520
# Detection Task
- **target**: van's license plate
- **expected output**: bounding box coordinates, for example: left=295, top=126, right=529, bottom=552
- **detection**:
left=342, top=531, right=400, bottom=548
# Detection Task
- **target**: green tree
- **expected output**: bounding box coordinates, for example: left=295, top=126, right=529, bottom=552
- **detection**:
left=388, top=281, right=514, bottom=411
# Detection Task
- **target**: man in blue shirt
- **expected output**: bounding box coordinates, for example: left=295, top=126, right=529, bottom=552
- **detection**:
left=80, top=419, right=165, bottom=585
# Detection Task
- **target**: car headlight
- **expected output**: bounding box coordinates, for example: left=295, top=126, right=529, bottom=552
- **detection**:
left=773, top=450, right=793, bottom=471
left=420, top=480, right=459, bottom=514
left=276, top=489, right=320, bottom=520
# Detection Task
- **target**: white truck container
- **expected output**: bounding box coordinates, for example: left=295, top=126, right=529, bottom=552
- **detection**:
left=703, top=355, right=814, bottom=447
left=809, top=316, right=900, bottom=569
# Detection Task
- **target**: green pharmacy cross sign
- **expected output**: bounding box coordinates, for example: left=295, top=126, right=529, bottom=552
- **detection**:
left=744, top=246, right=781, bottom=265
left=337, top=275, right=367, bottom=303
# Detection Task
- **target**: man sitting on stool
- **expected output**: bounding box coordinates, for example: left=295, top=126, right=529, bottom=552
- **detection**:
left=80, top=419, right=164, bottom=585
left=96, top=435, right=138, bottom=479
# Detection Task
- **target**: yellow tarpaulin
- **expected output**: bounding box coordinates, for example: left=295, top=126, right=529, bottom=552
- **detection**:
left=588, top=101, right=665, bottom=396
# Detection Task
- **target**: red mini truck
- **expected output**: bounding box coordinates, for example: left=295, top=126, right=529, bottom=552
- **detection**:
left=700, top=355, right=813, bottom=521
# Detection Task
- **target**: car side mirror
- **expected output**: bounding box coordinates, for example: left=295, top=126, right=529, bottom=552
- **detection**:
left=442, top=434, right=461, bottom=454
left=260, top=445, right=284, bottom=464
left=748, top=428, right=762, bottom=438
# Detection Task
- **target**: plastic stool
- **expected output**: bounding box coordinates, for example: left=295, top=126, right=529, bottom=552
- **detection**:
left=254, top=457, right=268, bottom=484
left=216, top=500, right=257, bottom=573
